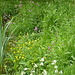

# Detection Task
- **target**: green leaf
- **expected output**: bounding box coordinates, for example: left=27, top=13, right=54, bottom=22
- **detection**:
left=19, top=61, right=28, bottom=66
left=7, top=53, right=14, bottom=60
left=71, top=56, right=75, bottom=60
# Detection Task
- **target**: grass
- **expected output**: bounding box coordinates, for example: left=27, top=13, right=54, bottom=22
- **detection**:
left=0, top=0, right=75, bottom=75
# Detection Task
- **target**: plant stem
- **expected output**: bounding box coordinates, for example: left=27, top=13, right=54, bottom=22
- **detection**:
left=0, top=17, right=2, bottom=57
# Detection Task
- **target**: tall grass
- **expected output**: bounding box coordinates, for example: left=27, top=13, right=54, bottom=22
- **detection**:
left=0, top=14, right=19, bottom=64
left=0, top=17, right=2, bottom=63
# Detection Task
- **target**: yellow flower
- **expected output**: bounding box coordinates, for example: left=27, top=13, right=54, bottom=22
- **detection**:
left=18, top=51, right=19, bottom=53
left=14, top=51, right=16, bottom=54
left=15, top=56, right=18, bottom=58
left=26, top=33, right=28, bottom=36
left=8, top=43, right=10, bottom=45
left=20, top=47, right=22, bottom=48
left=22, top=57, right=24, bottom=59
left=44, top=57, right=46, bottom=59
left=25, top=42, right=27, bottom=44
left=32, top=63, right=33, bottom=65
left=33, top=44, right=34, bottom=46
left=10, top=48, right=12, bottom=50
left=4, top=65, right=7, bottom=68
left=29, top=42, right=31, bottom=44
left=28, top=47, right=30, bottom=50
left=14, top=48, right=15, bottom=50
left=30, top=47, right=32, bottom=49
left=13, top=60, right=16, bottom=62
left=19, top=56, right=21, bottom=58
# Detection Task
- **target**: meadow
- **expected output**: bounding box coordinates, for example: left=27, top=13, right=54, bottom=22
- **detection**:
left=0, top=0, right=75, bottom=75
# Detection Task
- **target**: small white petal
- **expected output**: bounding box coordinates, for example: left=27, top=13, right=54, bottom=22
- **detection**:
left=51, top=62, right=54, bottom=65
left=54, top=66, right=58, bottom=69
left=40, top=62, right=44, bottom=65
left=32, top=70, right=35, bottom=73
left=24, top=68, right=28, bottom=70
left=21, top=71, right=24, bottom=75
left=40, top=58, right=44, bottom=62
left=42, top=70, right=47, bottom=75
left=55, top=69, right=58, bottom=73
left=60, top=70, right=63, bottom=74
left=54, top=60, right=57, bottom=63
left=34, top=64, right=37, bottom=67
left=30, top=73, right=33, bottom=75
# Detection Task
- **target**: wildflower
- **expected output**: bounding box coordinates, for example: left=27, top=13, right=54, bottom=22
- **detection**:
left=38, top=5, right=40, bottom=6
left=3, top=16, right=5, bottom=17
left=51, top=62, right=54, bottom=65
left=15, top=5, right=17, bottom=7
left=40, top=62, right=44, bottom=65
left=16, top=9, right=18, bottom=10
left=20, top=1, right=22, bottom=3
left=4, top=65, right=7, bottom=68
left=19, top=4, right=22, bottom=7
left=9, top=15, right=10, bottom=17
left=55, top=69, right=58, bottom=73
left=28, top=9, right=30, bottom=11
left=53, top=43, right=54, bottom=45
left=40, top=58, right=44, bottom=62
left=27, top=33, right=28, bottom=36
left=4, top=13, right=6, bottom=15
left=59, top=70, right=63, bottom=74
left=13, top=60, right=16, bottom=62
left=30, top=73, right=33, bottom=75
left=43, top=70, right=47, bottom=75
left=19, top=56, right=21, bottom=58
left=24, top=68, right=28, bottom=70
left=52, top=60, right=57, bottom=65
left=31, top=1, right=34, bottom=3
left=34, top=64, right=37, bottom=67
left=21, top=71, right=24, bottom=75
left=37, top=3, right=38, bottom=5
left=14, top=51, right=16, bottom=53
left=34, top=27, right=37, bottom=31
left=18, top=51, right=20, bottom=53
left=22, top=57, right=24, bottom=59
left=32, top=71, right=35, bottom=73
left=54, top=66, right=58, bottom=69
left=7, top=19, right=9, bottom=22
left=4, top=18, right=7, bottom=19
left=28, top=47, right=30, bottom=50
left=53, top=60, right=57, bottom=63
left=48, top=47, right=50, bottom=50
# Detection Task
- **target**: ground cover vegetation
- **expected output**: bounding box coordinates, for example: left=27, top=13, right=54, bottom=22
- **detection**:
left=0, top=0, right=75, bottom=75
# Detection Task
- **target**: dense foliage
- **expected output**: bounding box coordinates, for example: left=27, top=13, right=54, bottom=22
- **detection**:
left=0, top=0, right=75, bottom=75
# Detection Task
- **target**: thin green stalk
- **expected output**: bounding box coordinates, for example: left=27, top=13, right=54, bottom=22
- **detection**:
left=0, top=17, right=2, bottom=59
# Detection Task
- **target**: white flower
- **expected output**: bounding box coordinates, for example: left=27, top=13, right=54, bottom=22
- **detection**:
left=24, top=68, right=28, bottom=70
left=51, top=62, right=54, bottom=65
left=40, top=62, right=44, bottom=65
left=34, top=64, right=37, bottom=67
left=59, top=70, right=63, bottom=74
left=55, top=69, right=58, bottom=73
left=21, top=71, right=24, bottom=75
left=52, top=60, right=57, bottom=65
left=43, top=70, right=47, bottom=75
left=40, top=58, right=44, bottom=62
left=54, top=66, right=58, bottom=69
left=53, top=60, right=57, bottom=63
left=32, top=70, right=35, bottom=73
left=30, top=73, right=33, bottom=75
